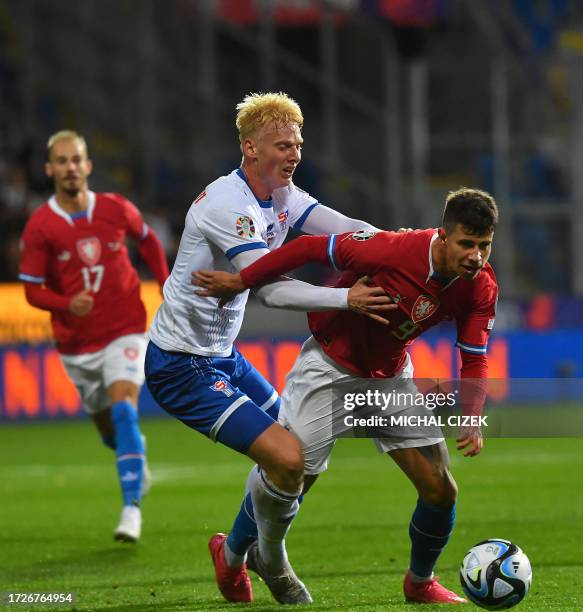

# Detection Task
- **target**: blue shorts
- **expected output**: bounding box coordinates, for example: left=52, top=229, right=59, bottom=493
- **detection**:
left=145, top=341, right=280, bottom=453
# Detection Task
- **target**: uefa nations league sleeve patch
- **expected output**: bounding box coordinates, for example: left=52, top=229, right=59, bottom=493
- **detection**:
left=350, top=230, right=376, bottom=241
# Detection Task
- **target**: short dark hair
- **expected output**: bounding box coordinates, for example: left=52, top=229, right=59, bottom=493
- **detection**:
left=442, top=187, right=498, bottom=235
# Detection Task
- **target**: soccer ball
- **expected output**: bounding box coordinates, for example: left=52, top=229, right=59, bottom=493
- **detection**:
left=459, top=539, right=532, bottom=609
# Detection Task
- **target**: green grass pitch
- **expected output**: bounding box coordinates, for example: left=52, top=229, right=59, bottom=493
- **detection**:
left=1, top=417, right=582, bottom=611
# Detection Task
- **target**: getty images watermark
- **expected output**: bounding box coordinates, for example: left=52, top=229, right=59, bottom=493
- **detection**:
left=328, top=378, right=583, bottom=440
left=342, top=389, right=487, bottom=429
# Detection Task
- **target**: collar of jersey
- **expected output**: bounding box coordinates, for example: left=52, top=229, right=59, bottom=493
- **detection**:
left=48, top=191, right=96, bottom=225
left=236, top=167, right=273, bottom=208
left=427, top=231, right=458, bottom=289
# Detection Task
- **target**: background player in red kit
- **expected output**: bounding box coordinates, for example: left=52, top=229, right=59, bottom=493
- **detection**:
left=193, top=187, right=498, bottom=605
left=19, top=130, right=169, bottom=542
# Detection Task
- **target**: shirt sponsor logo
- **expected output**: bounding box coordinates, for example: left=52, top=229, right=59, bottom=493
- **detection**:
left=236, top=215, right=255, bottom=238
left=209, top=379, right=235, bottom=397
left=350, top=230, right=376, bottom=241
left=266, top=223, right=276, bottom=245
left=76, top=237, right=102, bottom=266
left=278, top=209, right=289, bottom=230
left=411, top=294, right=440, bottom=323
left=57, top=250, right=71, bottom=261
left=487, top=318, right=495, bottom=330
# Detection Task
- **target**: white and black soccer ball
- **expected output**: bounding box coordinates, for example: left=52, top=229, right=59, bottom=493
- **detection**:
left=460, top=539, right=532, bottom=609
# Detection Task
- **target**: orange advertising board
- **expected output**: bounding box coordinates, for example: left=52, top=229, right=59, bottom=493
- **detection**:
left=0, top=282, right=163, bottom=344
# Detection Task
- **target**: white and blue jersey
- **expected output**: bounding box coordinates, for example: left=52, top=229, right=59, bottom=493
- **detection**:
left=149, top=169, right=318, bottom=356
left=146, top=169, right=319, bottom=452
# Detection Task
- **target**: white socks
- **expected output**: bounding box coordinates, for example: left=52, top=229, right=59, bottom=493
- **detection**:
left=224, top=539, right=245, bottom=567
left=248, top=465, right=301, bottom=571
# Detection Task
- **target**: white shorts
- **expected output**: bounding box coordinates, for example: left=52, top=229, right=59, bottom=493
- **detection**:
left=60, top=333, right=147, bottom=415
left=279, top=336, right=444, bottom=475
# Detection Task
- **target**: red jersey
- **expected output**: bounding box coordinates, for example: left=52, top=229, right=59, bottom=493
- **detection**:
left=20, top=192, right=151, bottom=354
left=241, top=229, right=498, bottom=379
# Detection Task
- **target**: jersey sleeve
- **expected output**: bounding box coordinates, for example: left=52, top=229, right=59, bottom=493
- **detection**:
left=19, top=217, right=49, bottom=284
left=455, top=279, right=498, bottom=356
left=117, top=195, right=148, bottom=240
left=198, top=194, right=267, bottom=261
left=286, top=184, right=319, bottom=231
left=327, top=230, right=388, bottom=276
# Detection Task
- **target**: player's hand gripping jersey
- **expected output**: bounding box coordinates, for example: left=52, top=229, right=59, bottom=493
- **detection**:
left=149, top=169, right=320, bottom=356
left=19, top=192, right=164, bottom=354
left=240, top=229, right=498, bottom=378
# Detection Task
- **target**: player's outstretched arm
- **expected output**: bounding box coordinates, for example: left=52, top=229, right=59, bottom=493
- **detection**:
left=193, top=237, right=397, bottom=322
left=298, top=204, right=380, bottom=235
left=297, top=203, right=415, bottom=236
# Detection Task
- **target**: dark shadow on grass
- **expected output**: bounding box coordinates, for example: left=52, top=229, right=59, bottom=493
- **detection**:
left=78, top=599, right=281, bottom=611
left=66, top=575, right=216, bottom=590
left=7, top=545, right=140, bottom=583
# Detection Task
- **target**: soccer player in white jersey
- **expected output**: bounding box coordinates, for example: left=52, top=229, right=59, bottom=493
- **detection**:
left=145, top=92, right=396, bottom=603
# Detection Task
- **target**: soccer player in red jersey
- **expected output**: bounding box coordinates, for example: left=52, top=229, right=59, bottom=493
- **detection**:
left=194, top=187, right=499, bottom=604
left=19, top=130, right=169, bottom=543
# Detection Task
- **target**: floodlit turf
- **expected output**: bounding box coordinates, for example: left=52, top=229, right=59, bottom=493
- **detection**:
left=1, top=417, right=583, bottom=611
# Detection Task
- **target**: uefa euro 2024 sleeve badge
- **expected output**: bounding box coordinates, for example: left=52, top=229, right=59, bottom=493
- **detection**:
left=236, top=215, right=256, bottom=238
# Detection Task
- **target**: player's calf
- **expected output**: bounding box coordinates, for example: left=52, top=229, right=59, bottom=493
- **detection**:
left=112, top=400, right=145, bottom=511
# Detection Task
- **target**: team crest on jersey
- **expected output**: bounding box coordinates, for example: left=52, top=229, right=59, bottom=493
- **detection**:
left=76, top=237, right=102, bottom=266
left=411, top=294, right=439, bottom=323
left=209, top=379, right=235, bottom=397
left=278, top=209, right=289, bottom=230
left=236, top=216, right=255, bottom=238
left=124, top=347, right=139, bottom=360
left=350, top=230, right=376, bottom=241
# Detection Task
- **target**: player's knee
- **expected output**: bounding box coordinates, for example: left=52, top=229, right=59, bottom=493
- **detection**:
left=423, top=474, right=458, bottom=507
left=269, top=444, right=304, bottom=492
left=108, top=381, right=139, bottom=406
left=441, top=477, right=458, bottom=506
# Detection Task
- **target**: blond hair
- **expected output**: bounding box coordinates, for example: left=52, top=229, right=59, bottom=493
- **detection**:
left=236, top=92, right=303, bottom=142
left=47, top=130, right=88, bottom=158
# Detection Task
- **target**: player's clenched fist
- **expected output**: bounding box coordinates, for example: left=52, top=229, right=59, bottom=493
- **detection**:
left=68, top=290, right=94, bottom=316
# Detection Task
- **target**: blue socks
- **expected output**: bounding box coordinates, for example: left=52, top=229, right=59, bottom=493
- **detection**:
left=111, top=400, right=145, bottom=508
left=226, top=481, right=304, bottom=561
left=409, top=498, right=456, bottom=579
left=227, top=493, right=257, bottom=556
